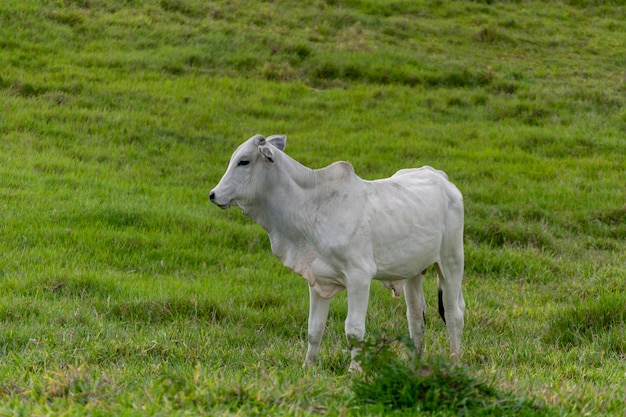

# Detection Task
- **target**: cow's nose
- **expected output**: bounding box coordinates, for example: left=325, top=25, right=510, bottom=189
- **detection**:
left=209, top=191, right=216, bottom=202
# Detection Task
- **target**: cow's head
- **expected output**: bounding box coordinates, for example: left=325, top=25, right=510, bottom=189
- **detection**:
left=209, top=134, right=286, bottom=209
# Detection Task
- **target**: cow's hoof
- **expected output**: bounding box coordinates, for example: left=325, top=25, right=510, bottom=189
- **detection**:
left=348, top=361, right=362, bottom=373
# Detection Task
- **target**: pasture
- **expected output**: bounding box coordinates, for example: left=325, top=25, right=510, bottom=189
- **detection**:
left=1, top=0, right=625, bottom=415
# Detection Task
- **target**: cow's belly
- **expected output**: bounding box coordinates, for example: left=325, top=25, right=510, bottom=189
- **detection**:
left=371, top=231, right=441, bottom=280
left=372, top=249, right=438, bottom=280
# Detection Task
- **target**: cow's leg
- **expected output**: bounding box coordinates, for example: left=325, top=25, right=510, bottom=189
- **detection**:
left=404, top=272, right=426, bottom=357
left=435, top=260, right=464, bottom=363
left=304, top=286, right=331, bottom=367
left=345, top=279, right=371, bottom=372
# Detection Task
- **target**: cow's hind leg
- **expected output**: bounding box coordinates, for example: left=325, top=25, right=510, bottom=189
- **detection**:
left=304, top=286, right=331, bottom=367
left=435, top=260, right=465, bottom=363
left=404, top=272, right=426, bottom=357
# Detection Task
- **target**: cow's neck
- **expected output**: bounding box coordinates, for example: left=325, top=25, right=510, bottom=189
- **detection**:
left=245, top=153, right=317, bottom=235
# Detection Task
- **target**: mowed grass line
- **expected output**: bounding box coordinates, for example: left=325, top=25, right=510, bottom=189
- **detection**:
left=1, top=0, right=625, bottom=415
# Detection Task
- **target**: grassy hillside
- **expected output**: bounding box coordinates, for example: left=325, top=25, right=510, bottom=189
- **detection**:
left=1, top=0, right=625, bottom=415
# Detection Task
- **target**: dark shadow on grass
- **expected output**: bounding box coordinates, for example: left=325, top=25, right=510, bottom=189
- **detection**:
left=545, top=292, right=626, bottom=355
left=103, top=298, right=225, bottom=325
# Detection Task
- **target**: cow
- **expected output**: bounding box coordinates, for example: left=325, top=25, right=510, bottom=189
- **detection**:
left=210, top=134, right=465, bottom=371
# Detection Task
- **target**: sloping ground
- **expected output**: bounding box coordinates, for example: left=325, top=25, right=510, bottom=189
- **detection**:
left=0, top=0, right=624, bottom=415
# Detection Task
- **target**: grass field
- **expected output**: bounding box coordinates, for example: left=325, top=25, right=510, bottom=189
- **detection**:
left=1, top=0, right=625, bottom=415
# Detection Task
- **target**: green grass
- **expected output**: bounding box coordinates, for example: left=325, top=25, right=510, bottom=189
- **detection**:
left=1, top=0, right=625, bottom=415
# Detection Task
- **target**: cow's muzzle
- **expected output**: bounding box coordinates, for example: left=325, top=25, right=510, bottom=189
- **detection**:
left=209, top=191, right=229, bottom=209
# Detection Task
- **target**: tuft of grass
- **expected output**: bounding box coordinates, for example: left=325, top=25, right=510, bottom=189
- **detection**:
left=350, top=335, right=555, bottom=416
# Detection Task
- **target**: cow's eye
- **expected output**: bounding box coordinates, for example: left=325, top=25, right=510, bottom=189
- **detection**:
left=237, top=160, right=250, bottom=167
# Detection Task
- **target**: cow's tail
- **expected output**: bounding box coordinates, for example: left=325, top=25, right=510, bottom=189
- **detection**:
left=438, top=283, right=446, bottom=324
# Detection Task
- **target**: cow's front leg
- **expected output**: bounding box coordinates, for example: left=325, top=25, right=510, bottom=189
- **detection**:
left=304, top=286, right=331, bottom=367
left=345, top=280, right=371, bottom=372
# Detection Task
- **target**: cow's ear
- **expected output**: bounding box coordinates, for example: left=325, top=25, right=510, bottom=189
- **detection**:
left=266, top=134, right=286, bottom=151
left=259, top=145, right=275, bottom=163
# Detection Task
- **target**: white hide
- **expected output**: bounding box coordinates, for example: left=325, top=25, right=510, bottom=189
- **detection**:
left=210, top=134, right=465, bottom=370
